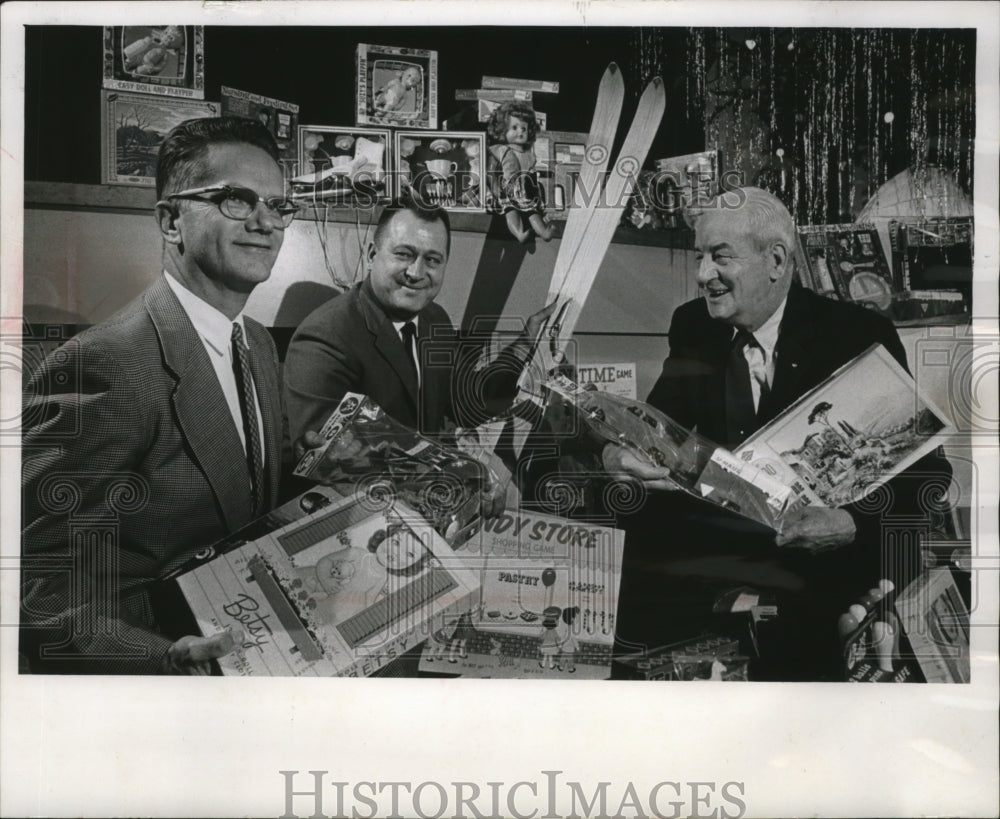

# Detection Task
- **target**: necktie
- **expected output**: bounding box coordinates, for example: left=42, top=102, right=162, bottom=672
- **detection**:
left=400, top=321, right=419, bottom=384
left=725, top=329, right=760, bottom=446
left=743, top=336, right=771, bottom=405
left=231, top=323, right=264, bottom=514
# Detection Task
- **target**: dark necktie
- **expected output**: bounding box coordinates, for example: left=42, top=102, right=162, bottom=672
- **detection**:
left=400, top=321, right=419, bottom=384
left=231, top=323, right=264, bottom=515
left=725, top=329, right=761, bottom=447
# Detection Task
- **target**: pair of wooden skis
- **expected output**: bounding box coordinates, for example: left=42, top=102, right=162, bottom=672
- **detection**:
left=492, top=64, right=665, bottom=460
left=518, top=63, right=666, bottom=402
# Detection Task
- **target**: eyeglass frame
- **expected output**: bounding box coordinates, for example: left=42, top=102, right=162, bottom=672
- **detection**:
left=166, top=184, right=299, bottom=227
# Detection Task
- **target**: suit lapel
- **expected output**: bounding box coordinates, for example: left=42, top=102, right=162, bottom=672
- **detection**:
left=358, top=281, right=420, bottom=412
left=144, top=276, right=254, bottom=530
left=701, top=318, right=735, bottom=445
left=760, top=285, right=816, bottom=426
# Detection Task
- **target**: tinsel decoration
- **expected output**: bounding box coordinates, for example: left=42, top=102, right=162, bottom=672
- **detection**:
left=631, top=29, right=665, bottom=90
left=684, top=28, right=975, bottom=226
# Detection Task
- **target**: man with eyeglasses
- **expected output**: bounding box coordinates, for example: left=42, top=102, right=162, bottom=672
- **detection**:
left=21, top=117, right=297, bottom=674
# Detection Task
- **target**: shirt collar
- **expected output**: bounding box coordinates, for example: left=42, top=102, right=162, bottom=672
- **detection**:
left=391, top=316, right=419, bottom=335
left=165, top=272, right=247, bottom=355
left=731, top=295, right=787, bottom=359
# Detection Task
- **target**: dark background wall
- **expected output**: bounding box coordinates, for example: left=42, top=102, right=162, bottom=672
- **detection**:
left=24, top=25, right=700, bottom=187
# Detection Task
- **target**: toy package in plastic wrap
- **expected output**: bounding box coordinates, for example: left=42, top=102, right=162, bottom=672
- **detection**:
left=293, top=393, right=502, bottom=546
left=542, top=375, right=805, bottom=529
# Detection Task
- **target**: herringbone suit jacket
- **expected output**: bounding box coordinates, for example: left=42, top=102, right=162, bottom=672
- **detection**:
left=21, top=275, right=283, bottom=673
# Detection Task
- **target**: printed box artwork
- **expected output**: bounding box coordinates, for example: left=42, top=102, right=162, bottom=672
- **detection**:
left=574, top=362, right=637, bottom=399
left=101, top=91, right=220, bottom=186
left=616, top=634, right=746, bottom=681
left=356, top=43, right=438, bottom=129
left=177, top=497, right=480, bottom=677
left=653, top=150, right=720, bottom=215
left=294, top=393, right=498, bottom=546
left=418, top=510, right=624, bottom=679
left=535, top=130, right=589, bottom=219
left=543, top=375, right=803, bottom=529
left=103, top=26, right=205, bottom=99
left=289, top=126, right=391, bottom=208
left=894, top=567, right=970, bottom=683
left=481, top=76, right=560, bottom=94
left=736, top=344, right=954, bottom=508
left=797, top=224, right=899, bottom=313
left=395, top=131, right=486, bottom=212
left=220, top=86, right=299, bottom=162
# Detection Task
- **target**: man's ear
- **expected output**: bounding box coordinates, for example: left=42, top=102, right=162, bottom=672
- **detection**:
left=769, top=240, right=790, bottom=281
left=155, top=200, right=182, bottom=245
left=365, top=241, right=378, bottom=266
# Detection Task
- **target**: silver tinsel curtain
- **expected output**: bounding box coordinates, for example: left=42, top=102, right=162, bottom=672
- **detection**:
left=634, top=28, right=975, bottom=225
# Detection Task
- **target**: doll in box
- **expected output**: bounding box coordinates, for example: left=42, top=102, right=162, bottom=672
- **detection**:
left=123, top=26, right=184, bottom=77
left=373, top=66, right=422, bottom=115
left=486, top=101, right=554, bottom=244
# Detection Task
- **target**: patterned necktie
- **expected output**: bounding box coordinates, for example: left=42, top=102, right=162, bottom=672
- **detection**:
left=743, top=334, right=771, bottom=406
left=231, top=323, right=264, bottom=514
left=400, top=321, right=419, bottom=384
left=725, top=329, right=759, bottom=446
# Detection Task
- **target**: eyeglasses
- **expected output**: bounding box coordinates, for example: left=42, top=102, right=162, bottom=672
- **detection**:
left=168, top=185, right=299, bottom=227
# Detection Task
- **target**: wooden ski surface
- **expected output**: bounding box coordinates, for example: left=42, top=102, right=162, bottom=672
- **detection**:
left=545, top=77, right=666, bottom=360
left=547, top=63, right=625, bottom=301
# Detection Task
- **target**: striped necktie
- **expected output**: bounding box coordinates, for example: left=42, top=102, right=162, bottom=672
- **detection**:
left=231, top=322, right=264, bottom=514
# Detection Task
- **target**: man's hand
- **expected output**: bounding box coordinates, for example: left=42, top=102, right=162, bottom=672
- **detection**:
left=161, top=627, right=243, bottom=675
left=775, top=507, right=857, bottom=553
left=601, top=443, right=679, bottom=492
left=295, top=428, right=367, bottom=483
left=471, top=446, right=511, bottom=519
left=524, top=299, right=560, bottom=340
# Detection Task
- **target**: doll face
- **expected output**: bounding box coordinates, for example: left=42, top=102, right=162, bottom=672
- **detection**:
left=314, top=552, right=355, bottom=593
left=505, top=116, right=529, bottom=146
left=377, top=529, right=426, bottom=572
left=158, top=26, right=184, bottom=48
left=402, top=67, right=422, bottom=89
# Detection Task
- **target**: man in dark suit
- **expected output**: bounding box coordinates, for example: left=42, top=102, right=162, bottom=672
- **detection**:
left=607, top=186, right=951, bottom=678
left=284, top=198, right=553, bottom=444
left=21, top=117, right=296, bottom=674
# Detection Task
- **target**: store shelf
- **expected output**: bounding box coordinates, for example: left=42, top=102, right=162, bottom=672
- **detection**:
left=24, top=181, right=695, bottom=249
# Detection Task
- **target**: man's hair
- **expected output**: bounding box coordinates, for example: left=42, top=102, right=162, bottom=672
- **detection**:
left=372, top=196, right=452, bottom=257
left=690, top=186, right=797, bottom=254
left=155, top=116, right=281, bottom=200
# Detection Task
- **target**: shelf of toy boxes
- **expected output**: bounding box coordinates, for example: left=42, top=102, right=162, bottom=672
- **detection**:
left=24, top=181, right=697, bottom=251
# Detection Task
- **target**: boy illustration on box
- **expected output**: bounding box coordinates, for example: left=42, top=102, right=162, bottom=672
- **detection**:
left=486, top=101, right=554, bottom=244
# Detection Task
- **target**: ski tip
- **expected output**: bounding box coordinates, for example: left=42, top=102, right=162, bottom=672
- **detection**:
left=608, top=63, right=619, bottom=74
left=651, top=76, right=663, bottom=89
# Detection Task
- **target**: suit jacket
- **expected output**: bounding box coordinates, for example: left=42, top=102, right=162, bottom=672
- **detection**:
left=647, top=283, right=910, bottom=448
left=628, top=287, right=949, bottom=593
left=21, top=275, right=283, bottom=673
left=284, top=278, right=522, bottom=444
left=614, top=285, right=952, bottom=676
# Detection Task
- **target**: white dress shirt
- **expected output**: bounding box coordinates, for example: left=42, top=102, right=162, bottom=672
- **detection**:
left=734, top=295, right=787, bottom=411
left=165, top=273, right=265, bottom=459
